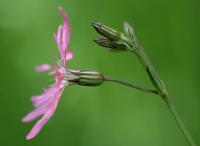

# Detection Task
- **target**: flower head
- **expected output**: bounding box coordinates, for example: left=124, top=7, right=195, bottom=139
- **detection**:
left=23, top=6, right=105, bottom=140
left=22, top=6, right=73, bottom=140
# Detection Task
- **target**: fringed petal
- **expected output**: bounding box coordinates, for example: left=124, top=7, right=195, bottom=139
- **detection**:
left=26, top=88, right=64, bottom=140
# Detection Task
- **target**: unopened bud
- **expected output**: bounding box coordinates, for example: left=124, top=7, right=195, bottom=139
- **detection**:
left=93, top=22, right=134, bottom=51
left=94, top=38, right=128, bottom=51
left=69, top=69, right=104, bottom=86
left=92, top=22, right=121, bottom=41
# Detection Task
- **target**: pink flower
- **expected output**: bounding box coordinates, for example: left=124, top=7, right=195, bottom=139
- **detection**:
left=22, top=6, right=73, bottom=140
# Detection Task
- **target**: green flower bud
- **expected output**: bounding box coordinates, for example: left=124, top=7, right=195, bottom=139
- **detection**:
left=69, top=69, right=104, bottom=86
left=92, top=22, right=134, bottom=51
left=92, top=22, right=121, bottom=41
left=94, top=38, right=128, bottom=51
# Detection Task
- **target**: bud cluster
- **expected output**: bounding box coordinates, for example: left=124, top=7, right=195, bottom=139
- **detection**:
left=92, top=22, right=137, bottom=51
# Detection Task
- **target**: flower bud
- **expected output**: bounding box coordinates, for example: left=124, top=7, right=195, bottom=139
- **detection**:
left=69, top=69, right=104, bottom=86
left=92, top=22, right=134, bottom=51
left=94, top=38, right=128, bottom=51
left=92, top=22, right=121, bottom=41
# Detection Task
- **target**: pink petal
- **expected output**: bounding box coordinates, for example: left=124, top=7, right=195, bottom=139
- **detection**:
left=31, top=86, right=59, bottom=107
left=31, top=95, right=44, bottom=106
left=31, top=78, right=63, bottom=107
left=22, top=104, right=46, bottom=122
left=58, top=6, right=72, bottom=65
left=58, top=6, right=70, bottom=50
left=35, top=64, right=51, bottom=72
left=26, top=88, right=64, bottom=140
left=23, top=79, right=63, bottom=123
left=66, top=48, right=73, bottom=61
left=55, top=25, right=62, bottom=50
left=54, top=25, right=65, bottom=64
left=61, top=25, right=70, bottom=51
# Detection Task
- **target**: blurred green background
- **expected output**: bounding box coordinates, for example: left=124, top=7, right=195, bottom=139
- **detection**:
left=0, top=0, right=199, bottom=145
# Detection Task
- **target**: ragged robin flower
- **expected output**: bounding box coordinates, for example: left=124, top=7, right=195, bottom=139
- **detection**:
left=22, top=6, right=104, bottom=140
left=22, top=6, right=73, bottom=140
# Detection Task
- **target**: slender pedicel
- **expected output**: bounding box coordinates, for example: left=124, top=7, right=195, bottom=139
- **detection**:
left=104, top=76, right=159, bottom=95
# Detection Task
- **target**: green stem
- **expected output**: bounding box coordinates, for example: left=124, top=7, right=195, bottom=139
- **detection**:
left=133, top=47, right=167, bottom=96
left=104, top=76, right=159, bottom=95
left=130, top=46, right=196, bottom=146
left=163, top=95, right=196, bottom=146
